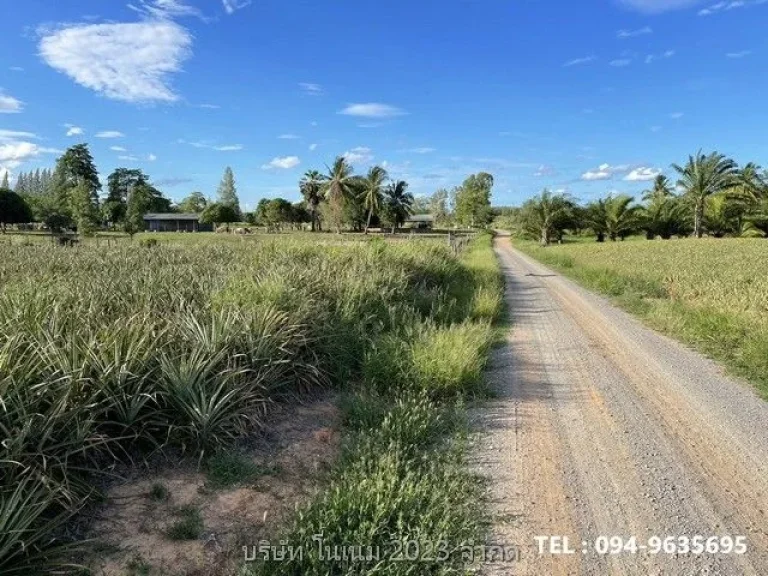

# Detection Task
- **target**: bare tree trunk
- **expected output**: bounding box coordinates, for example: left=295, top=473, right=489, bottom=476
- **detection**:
left=365, top=210, right=372, bottom=234
left=694, top=201, right=704, bottom=238
left=540, top=227, right=549, bottom=246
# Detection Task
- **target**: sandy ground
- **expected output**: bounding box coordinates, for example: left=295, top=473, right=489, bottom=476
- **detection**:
left=85, top=397, right=339, bottom=576
left=471, top=237, right=768, bottom=576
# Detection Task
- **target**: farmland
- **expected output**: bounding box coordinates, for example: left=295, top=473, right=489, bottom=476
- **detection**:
left=0, top=233, right=502, bottom=575
left=513, top=237, right=768, bottom=397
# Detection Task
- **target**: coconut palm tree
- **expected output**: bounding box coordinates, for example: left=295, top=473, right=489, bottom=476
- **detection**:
left=642, top=174, right=673, bottom=202
left=299, top=169, right=325, bottom=232
left=730, top=162, right=766, bottom=203
left=322, top=157, right=356, bottom=233
left=359, top=165, right=388, bottom=234
left=520, top=189, right=574, bottom=246
left=672, top=151, right=739, bottom=238
left=604, top=194, right=641, bottom=241
left=383, top=180, right=414, bottom=233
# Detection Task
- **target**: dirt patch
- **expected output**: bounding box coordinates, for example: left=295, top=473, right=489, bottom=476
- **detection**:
left=85, top=396, right=340, bottom=576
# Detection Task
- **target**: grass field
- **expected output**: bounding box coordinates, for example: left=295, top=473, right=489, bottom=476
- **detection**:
left=514, top=237, right=768, bottom=397
left=0, top=232, right=502, bottom=575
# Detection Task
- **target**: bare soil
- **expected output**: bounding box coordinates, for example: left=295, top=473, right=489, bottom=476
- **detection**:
left=85, top=396, right=339, bottom=576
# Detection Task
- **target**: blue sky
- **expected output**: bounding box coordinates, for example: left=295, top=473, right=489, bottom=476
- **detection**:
left=1, top=0, right=767, bottom=208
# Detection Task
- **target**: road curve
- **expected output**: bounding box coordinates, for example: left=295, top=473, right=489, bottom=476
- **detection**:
left=472, top=237, right=768, bottom=576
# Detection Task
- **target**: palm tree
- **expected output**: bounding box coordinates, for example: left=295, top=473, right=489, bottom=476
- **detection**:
left=383, top=180, right=414, bottom=233
left=299, top=169, right=325, bottom=232
left=584, top=199, right=608, bottom=242
left=322, top=157, right=356, bottom=233
left=520, top=189, right=573, bottom=246
left=642, top=174, right=673, bottom=202
left=672, top=151, right=739, bottom=238
left=731, top=162, right=766, bottom=203
left=359, top=165, right=388, bottom=234
left=604, top=194, right=640, bottom=241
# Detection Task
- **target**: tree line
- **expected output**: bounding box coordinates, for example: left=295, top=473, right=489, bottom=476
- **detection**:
left=1, top=143, right=496, bottom=235
left=509, top=151, right=768, bottom=245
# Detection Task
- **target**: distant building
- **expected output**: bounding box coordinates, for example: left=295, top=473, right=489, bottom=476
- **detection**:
left=143, top=213, right=212, bottom=232
left=404, top=214, right=434, bottom=229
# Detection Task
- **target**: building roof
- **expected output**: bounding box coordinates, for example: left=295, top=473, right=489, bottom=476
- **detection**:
left=406, top=214, right=434, bottom=222
left=143, top=213, right=201, bottom=221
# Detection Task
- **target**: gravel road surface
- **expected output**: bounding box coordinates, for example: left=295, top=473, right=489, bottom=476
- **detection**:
left=472, top=237, right=768, bottom=575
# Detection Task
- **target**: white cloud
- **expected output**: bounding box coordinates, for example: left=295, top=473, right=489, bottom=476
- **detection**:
left=581, top=163, right=630, bottom=181
left=309, top=143, right=318, bottom=151
left=698, top=0, right=755, bottom=15
left=222, top=0, right=252, bottom=14
left=299, top=83, right=323, bottom=96
left=651, top=125, right=663, bottom=132
left=0, top=90, right=23, bottom=113
left=610, top=59, right=632, bottom=67
left=198, top=103, right=220, bottom=109
left=401, top=147, right=435, bottom=154
left=726, top=50, right=752, bottom=58
left=0, top=139, right=59, bottom=177
left=129, top=0, right=204, bottom=19
left=39, top=17, right=192, bottom=103
left=65, top=124, right=84, bottom=136
left=669, top=112, right=684, bottom=119
left=148, top=153, right=157, bottom=161
left=118, top=154, right=139, bottom=161
left=179, top=139, right=242, bottom=151
left=563, top=56, right=596, bottom=67
left=278, top=134, right=300, bottom=140
left=645, top=49, right=675, bottom=64
left=110, top=146, right=127, bottom=152
left=339, top=103, right=406, bottom=118
left=0, top=130, right=37, bottom=142
left=617, top=26, right=653, bottom=38
left=624, top=167, right=662, bottom=181
left=619, top=0, right=704, bottom=13
left=10, top=66, right=24, bottom=72
left=96, top=131, right=124, bottom=138
left=261, top=156, right=300, bottom=170
left=534, top=165, right=555, bottom=177
left=343, top=146, right=374, bottom=164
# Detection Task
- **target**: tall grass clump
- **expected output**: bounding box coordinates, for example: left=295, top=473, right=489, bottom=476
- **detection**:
left=0, top=233, right=502, bottom=573
left=249, top=232, right=504, bottom=576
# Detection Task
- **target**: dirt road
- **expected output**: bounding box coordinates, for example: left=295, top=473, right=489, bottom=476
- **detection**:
left=472, top=238, right=768, bottom=575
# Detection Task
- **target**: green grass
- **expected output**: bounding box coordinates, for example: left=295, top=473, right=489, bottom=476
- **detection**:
left=148, top=483, right=170, bottom=502
left=204, top=452, right=276, bottom=489
left=248, top=232, right=504, bottom=576
left=166, top=505, right=204, bottom=541
left=514, top=237, right=768, bottom=397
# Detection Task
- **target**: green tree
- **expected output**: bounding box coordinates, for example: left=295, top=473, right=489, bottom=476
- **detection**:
left=299, top=170, right=325, bottom=232
left=69, top=183, right=99, bottom=236
left=359, top=165, right=388, bottom=233
left=429, top=188, right=450, bottom=227
left=217, top=167, right=240, bottom=216
left=382, top=180, right=414, bottom=233
left=123, top=184, right=152, bottom=238
left=672, top=151, right=739, bottom=238
left=519, top=189, right=574, bottom=246
left=453, top=172, right=493, bottom=227
left=177, top=191, right=208, bottom=213
left=703, top=193, right=741, bottom=237
left=0, top=171, right=8, bottom=189
left=201, top=202, right=239, bottom=231
left=640, top=194, right=689, bottom=240
left=0, top=188, right=33, bottom=232
left=322, top=157, right=356, bottom=233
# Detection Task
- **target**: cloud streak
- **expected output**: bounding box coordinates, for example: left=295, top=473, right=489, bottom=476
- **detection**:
left=0, top=90, right=23, bottom=113
left=617, top=26, right=653, bottom=38
left=339, top=103, right=406, bottom=118
left=563, top=56, right=596, bottom=67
